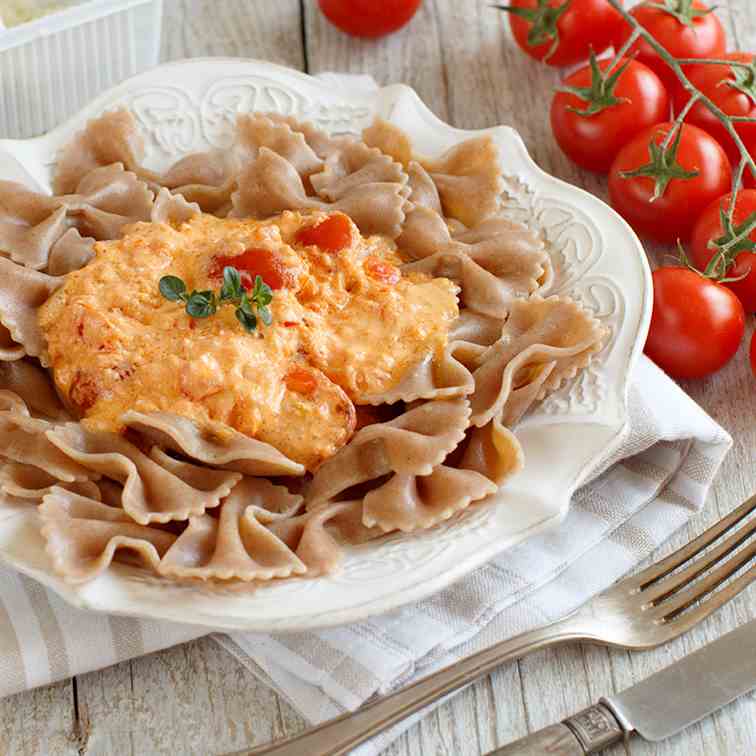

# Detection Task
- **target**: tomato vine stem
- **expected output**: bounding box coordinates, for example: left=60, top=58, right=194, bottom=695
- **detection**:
left=603, top=27, right=641, bottom=77
left=607, top=0, right=756, bottom=217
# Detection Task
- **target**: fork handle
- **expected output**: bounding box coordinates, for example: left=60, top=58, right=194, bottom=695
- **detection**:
left=246, top=613, right=591, bottom=756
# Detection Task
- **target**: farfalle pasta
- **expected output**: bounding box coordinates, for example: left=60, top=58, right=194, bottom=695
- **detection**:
left=0, top=108, right=605, bottom=587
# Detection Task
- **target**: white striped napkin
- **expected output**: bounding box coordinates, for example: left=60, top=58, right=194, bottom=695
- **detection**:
left=0, top=356, right=731, bottom=756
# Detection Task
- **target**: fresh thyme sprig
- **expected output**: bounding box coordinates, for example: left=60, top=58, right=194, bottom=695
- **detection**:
left=159, top=266, right=273, bottom=333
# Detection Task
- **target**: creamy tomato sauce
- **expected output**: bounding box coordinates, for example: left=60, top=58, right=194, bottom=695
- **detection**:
left=39, top=211, right=459, bottom=470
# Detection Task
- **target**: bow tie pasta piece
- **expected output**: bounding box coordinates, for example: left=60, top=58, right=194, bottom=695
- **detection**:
left=47, top=229, right=95, bottom=276
left=263, top=113, right=354, bottom=166
left=359, top=414, right=523, bottom=533
left=150, top=188, right=201, bottom=226
left=45, top=423, right=242, bottom=525
left=120, top=412, right=306, bottom=478
left=231, top=147, right=409, bottom=239
left=0, top=258, right=62, bottom=365
left=0, top=461, right=100, bottom=501
left=399, top=164, right=549, bottom=318
left=358, top=341, right=475, bottom=406
left=362, top=467, right=497, bottom=533
left=263, top=500, right=368, bottom=576
left=0, top=182, right=68, bottom=270
left=236, top=113, right=324, bottom=179
left=461, top=417, right=526, bottom=485
left=40, top=488, right=176, bottom=583
left=362, top=117, right=414, bottom=169
left=157, top=478, right=307, bottom=581
left=403, top=249, right=527, bottom=321
left=362, top=120, right=504, bottom=227
left=162, top=149, right=240, bottom=190
left=59, top=163, right=155, bottom=240
left=306, top=398, right=471, bottom=508
left=420, top=136, right=504, bottom=227
left=53, top=109, right=155, bottom=195
left=0, top=361, right=69, bottom=420
left=0, top=404, right=91, bottom=483
left=309, top=139, right=408, bottom=201
left=162, top=150, right=240, bottom=215
left=0, top=166, right=155, bottom=272
left=469, top=296, right=606, bottom=428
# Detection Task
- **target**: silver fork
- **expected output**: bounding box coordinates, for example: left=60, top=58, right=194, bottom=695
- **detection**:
left=245, top=494, right=756, bottom=756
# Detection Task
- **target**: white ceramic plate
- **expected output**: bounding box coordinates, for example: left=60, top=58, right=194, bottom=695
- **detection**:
left=0, top=59, right=652, bottom=631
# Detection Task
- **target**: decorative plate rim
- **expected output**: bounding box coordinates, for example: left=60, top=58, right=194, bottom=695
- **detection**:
left=0, top=58, right=653, bottom=631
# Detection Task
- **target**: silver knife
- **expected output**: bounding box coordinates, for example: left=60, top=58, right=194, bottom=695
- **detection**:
left=490, top=618, right=756, bottom=755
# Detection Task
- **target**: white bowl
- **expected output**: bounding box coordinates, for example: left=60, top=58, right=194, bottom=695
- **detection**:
left=0, top=58, right=652, bottom=631
left=0, top=0, right=163, bottom=139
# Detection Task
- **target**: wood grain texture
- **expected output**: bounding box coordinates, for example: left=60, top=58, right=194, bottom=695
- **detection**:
left=1, top=1, right=754, bottom=755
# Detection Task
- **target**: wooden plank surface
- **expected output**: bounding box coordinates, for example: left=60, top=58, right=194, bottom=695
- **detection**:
left=1, top=1, right=755, bottom=755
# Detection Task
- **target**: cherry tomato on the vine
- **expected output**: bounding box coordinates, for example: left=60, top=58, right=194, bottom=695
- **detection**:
left=750, top=330, right=756, bottom=377
left=614, top=0, right=726, bottom=92
left=690, top=190, right=756, bottom=314
left=498, top=0, right=623, bottom=67
left=551, top=57, right=670, bottom=173
left=318, top=0, right=421, bottom=38
left=645, top=267, right=745, bottom=380
left=609, top=122, right=732, bottom=243
left=673, top=53, right=756, bottom=165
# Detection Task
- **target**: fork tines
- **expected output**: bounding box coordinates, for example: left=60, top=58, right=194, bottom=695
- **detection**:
left=634, top=494, right=756, bottom=623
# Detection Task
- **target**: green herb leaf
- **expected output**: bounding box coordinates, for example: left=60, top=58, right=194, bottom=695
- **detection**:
left=252, top=275, right=273, bottom=306
left=236, top=307, right=257, bottom=333
left=257, top=305, right=273, bottom=326
left=185, top=291, right=217, bottom=318
left=159, top=275, right=187, bottom=302
left=159, top=266, right=273, bottom=332
left=220, top=266, right=243, bottom=302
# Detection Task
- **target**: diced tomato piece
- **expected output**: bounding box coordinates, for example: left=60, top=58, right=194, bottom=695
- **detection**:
left=69, top=370, right=99, bottom=411
left=209, top=248, right=295, bottom=290
left=295, top=213, right=352, bottom=252
left=285, top=366, right=318, bottom=396
left=364, top=255, right=400, bottom=285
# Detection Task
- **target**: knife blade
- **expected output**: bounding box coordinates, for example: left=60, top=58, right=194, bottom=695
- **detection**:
left=491, top=618, right=756, bottom=755
left=602, top=617, right=756, bottom=742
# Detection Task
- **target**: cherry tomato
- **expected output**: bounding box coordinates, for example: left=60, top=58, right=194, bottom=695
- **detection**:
left=501, top=0, right=623, bottom=67
left=318, top=0, right=421, bottom=38
left=614, top=0, right=726, bottom=92
left=608, top=123, right=732, bottom=243
left=295, top=213, right=353, bottom=252
left=645, top=267, right=745, bottom=379
left=750, top=330, right=756, bottom=377
left=690, top=191, right=756, bottom=313
left=209, top=248, right=295, bottom=291
left=364, top=256, right=401, bottom=285
left=673, top=53, right=756, bottom=165
left=551, top=57, right=670, bottom=173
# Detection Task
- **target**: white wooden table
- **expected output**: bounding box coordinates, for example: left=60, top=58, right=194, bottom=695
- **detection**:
left=2, top=2, right=755, bottom=754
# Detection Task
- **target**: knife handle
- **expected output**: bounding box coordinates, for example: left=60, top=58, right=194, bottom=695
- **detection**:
left=489, top=704, right=626, bottom=755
